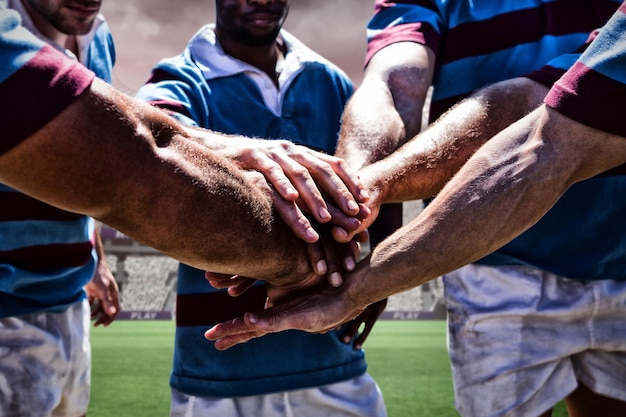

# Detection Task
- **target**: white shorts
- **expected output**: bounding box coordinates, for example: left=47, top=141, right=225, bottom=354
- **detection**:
left=444, top=264, right=626, bottom=417
left=0, top=299, right=91, bottom=417
left=170, top=373, right=388, bottom=417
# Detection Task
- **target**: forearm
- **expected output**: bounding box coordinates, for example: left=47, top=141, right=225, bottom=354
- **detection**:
left=345, top=105, right=626, bottom=308
left=361, top=78, right=550, bottom=204
left=0, top=79, right=309, bottom=279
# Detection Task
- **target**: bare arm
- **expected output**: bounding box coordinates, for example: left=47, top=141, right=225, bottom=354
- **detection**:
left=339, top=78, right=550, bottom=241
left=0, top=78, right=312, bottom=282
left=335, top=42, right=435, bottom=169
left=206, top=105, right=626, bottom=348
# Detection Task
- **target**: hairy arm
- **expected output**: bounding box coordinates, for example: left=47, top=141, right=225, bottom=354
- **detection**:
left=0, top=78, right=311, bottom=282
left=347, top=106, right=626, bottom=300
left=206, top=105, right=626, bottom=348
left=339, top=78, right=550, bottom=241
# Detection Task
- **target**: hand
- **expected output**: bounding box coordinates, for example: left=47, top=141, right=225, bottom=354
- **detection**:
left=330, top=179, right=383, bottom=243
left=302, top=227, right=367, bottom=288
left=206, top=228, right=366, bottom=296
left=339, top=298, right=387, bottom=349
left=243, top=170, right=320, bottom=242
left=212, top=137, right=371, bottom=224
left=205, top=272, right=255, bottom=297
left=204, top=282, right=365, bottom=350
left=84, top=260, right=120, bottom=327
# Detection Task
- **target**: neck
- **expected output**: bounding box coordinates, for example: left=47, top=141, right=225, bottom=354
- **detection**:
left=216, top=30, right=285, bottom=86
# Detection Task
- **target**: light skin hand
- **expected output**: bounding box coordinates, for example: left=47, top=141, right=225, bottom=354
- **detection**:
left=194, top=134, right=371, bottom=224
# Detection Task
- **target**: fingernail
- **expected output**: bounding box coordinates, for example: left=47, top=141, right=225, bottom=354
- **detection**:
left=248, top=313, right=258, bottom=324
left=330, top=272, right=343, bottom=287
left=347, top=200, right=359, bottom=212
left=334, top=228, right=348, bottom=242
left=318, top=207, right=331, bottom=220
left=316, top=260, right=327, bottom=274
left=305, top=227, right=319, bottom=241
left=344, top=257, right=355, bottom=272
left=359, top=190, right=369, bottom=201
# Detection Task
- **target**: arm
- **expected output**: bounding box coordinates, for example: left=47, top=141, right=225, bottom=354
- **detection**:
left=340, top=77, right=550, bottom=241
left=335, top=42, right=435, bottom=170
left=0, top=78, right=314, bottom=284
left=205, top=104, right=626, bottom=349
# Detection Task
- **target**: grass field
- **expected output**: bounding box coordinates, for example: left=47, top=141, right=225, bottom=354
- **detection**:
left=89, top=320, right=568, bottom=417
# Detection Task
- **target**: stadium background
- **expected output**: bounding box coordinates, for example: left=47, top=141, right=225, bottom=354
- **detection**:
left=100, top=0, right=446, bottom=321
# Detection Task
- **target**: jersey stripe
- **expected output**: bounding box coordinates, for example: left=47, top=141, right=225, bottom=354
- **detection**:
left=0, top=242, right=93, bottom=272
left=0, top=44, right=94, bottom=155
left=0, top=190, right=83, bottom=221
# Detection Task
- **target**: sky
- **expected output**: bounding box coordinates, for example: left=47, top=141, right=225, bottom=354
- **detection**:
left=101, top=0, right=374, bottom=94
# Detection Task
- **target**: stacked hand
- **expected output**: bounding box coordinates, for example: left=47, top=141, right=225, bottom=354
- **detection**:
left=200, top=141, right=390, bottom=349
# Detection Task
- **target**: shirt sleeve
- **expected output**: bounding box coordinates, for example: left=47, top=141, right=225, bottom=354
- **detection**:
left=544, top=4, right=626, bottom=137
left=365, top=0, right=442, bottom=65
left=0, top=7, right=95, bottom=156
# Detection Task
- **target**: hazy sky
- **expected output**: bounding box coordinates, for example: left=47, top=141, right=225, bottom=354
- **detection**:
left=101, top=0, right=373, bottom=94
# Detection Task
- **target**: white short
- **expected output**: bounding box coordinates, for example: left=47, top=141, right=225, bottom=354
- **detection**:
left=444, top=264, right=626, bottom=417
left=170, top=373, right=388, bottom=417
left=0, top=299, right=91, bottom=417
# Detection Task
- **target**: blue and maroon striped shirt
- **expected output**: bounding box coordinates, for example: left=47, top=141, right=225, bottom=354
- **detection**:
left=0, top=5, right=111, bottom=317
left=368, top=0, right=626, bottom=281
left=367, top=0, right=621, bottom=121
left=546, top=2, right=626, bottom=137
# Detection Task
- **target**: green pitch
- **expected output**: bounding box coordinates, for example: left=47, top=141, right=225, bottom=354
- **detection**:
left=88, top=320, right=568, bottom=417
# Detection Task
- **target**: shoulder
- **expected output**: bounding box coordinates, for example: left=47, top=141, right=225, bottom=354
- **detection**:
left=281, top=30, right=353, bottom=85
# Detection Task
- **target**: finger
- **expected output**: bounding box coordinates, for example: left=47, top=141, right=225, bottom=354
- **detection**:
left=353, top=322, right=373, bottom=349
left=205, top=272, right=257, bottom=296
left=339, top=320, right=361, bottom=343
left=270, top=151, right=334, bottom=224
left=331, top=213, right=372, bottom=243
left=320, top=240, right=344, bottom=288
left=94, top=310, right=114, bottom=327
left=227, top=278, right=256, bottom=297
left=205, top=314, right=270, bottom=350
left=104, top=280, right=120, bottom=317
left=246, top=171, right=319, bottom=242
left=292, top=151, right=362, bottom=217
left=245, top=154, right=300, bottom=202
left=307, top=151, right=370, bottom=204
left=324, top=203, right=362, bottom=232
left=306, top=242, right=327, bottom=275
left=341, top=240, right=359, bottom=272
left=272, top=195, right=319, bottom=243
left=205, top=272, right=242, bottom=288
